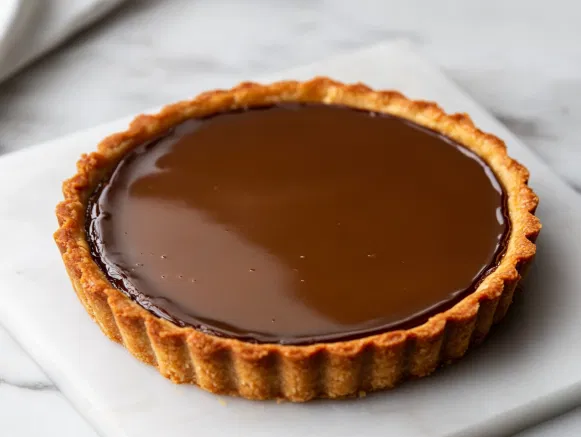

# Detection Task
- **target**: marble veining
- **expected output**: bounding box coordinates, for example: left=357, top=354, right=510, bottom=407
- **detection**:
left=0, top=0, right=580, bottom=436
left=0, top=326, right=54, bottom=390
left=0, top=376, right=56, bottom=391
left=0, top=325, right=98, bottom=436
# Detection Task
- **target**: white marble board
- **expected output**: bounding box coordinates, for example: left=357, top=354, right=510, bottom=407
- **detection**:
left=0, top=41, right=580, bottom=437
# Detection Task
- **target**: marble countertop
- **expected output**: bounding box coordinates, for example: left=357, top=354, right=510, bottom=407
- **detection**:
left=0, top=1, right=579, bottom=435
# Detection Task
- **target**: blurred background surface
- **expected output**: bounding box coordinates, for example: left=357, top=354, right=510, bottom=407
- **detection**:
left=0, top=0, right=579, bottom=189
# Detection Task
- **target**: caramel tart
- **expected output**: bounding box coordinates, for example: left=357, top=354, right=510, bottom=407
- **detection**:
left=55, top=78, right=540, bottom=401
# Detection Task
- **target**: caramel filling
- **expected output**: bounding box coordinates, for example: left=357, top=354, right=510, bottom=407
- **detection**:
left=87, top=104, right=509, bottom=345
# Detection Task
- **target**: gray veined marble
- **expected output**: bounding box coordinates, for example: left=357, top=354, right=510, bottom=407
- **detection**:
left=0, top=325, right=55, bottom=391
left=0, top=324, right=99, bottom=436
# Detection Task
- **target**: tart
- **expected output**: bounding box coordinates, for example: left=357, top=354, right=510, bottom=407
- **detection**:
left=54, top=78, right=541, bottom=401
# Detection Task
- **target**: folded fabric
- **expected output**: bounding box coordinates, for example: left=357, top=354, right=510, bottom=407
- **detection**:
left=0, top=0, right=124, bottom=83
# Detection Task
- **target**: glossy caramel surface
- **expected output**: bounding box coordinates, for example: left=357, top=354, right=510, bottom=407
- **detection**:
left=88, top=104, right=508, bottom=344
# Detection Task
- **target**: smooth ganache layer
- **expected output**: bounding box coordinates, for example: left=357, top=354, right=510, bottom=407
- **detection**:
left=87, top=104, right=509, bottom=345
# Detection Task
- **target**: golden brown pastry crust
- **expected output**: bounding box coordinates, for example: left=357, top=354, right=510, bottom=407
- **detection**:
left=54, top=78, right=541, bottom=401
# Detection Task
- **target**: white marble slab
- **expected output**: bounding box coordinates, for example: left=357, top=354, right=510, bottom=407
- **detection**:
left=0, top=40, right=580, bottom=437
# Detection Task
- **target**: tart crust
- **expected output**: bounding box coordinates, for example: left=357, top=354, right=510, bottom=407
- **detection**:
left=54, top=78, right=541, bottom=401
